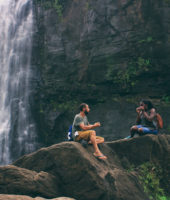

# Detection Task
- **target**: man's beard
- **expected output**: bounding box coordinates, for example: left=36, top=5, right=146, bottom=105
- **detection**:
left=84, top=111, right=89, bottom=115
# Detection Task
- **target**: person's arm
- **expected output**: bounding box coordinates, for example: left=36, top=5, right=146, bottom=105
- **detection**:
left=79, top=122, right=101, bottom=130
left=143, top=108, right=156, bottom=121
left=136, top=106, right=143, bottom=124
left=136, top=114, right=141, bottom=124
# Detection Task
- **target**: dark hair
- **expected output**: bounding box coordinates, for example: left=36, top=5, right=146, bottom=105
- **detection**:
left=141, top=100, right=154, bottom=110
left=79, top=103, right=87, bottom=111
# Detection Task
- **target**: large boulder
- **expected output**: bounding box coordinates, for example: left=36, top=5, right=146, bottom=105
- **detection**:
left=0, top=165, right=60, bottom=198
left=0, top=195, right=75, bottom=200
left=13, top=134, right=170, bottom=200
left=13, top=142, right=147, bottom=200
left=107, top=134, right=170, bottom=167
left=107, top=134, right=170, bottom=194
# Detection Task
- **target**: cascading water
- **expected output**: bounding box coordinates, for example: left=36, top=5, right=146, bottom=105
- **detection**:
left=0, top=0, right=37, bottom=165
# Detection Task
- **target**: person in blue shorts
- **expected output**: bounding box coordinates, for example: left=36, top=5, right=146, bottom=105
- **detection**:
left=130, top=100, right=158, bottom=137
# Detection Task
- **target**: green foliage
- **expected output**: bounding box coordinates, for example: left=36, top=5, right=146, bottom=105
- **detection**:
left=85, top=2, right=90, bottom=10
left=87, top=83, right=96, bottom=88
left=38, top=99, right=79, bottom=117
left=53, top=0, right=63, bottom=18
left=85, top=1, right=92, bottom=10
left=109, top=57, right=151, bottom=91
left=139, top=36, right=153, bottom=43
left=137, top=57, right=150, bottom=71
left=126, top=164, right=135, bottom=172
left=138, top=162, right=170, bottom=200
left=35, top=0, right=52, bottom=9
left=43, top=1, right=53, bottom=9
left=56, top=100, right=78, bottom=112
left=105, top=57, right=116, bottom=82
left=162, top=95, right=170, bottom=104
left=36, top=0, right=63, bottom=18
left=39, top=104, right=44, bottom=113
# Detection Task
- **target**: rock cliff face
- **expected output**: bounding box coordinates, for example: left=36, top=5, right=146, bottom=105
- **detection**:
left=32, top=0, right=170, bottom=97
left=30, top=0, right=170, bottom=145
left=0, top=135, right=168, bottom=200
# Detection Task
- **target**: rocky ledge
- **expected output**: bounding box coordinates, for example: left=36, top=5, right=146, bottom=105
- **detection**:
left=0, top=195, right=74, bottom=200
left=0, top=134, right=169, bottom=200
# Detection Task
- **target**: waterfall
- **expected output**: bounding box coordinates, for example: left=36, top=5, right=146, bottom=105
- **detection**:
left=0, top=0, right=37, bottom=165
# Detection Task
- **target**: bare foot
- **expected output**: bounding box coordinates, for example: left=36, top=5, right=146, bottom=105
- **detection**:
left=93, top=152, right=107, bottom=160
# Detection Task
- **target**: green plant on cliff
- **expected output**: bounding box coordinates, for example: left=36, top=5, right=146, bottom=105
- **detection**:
left=126, top=164, right=135, bottom=172
left=109, top=57, right=151, bottom=91
left=36, top=0, right=63, bottom=18
left=139, top=36, right=153, bottom=44
left=35, top=0, right=52, bottom=9
left=53, top=0, right=63, bottom=18
left=162, top=95, right=170, bottom=104
left=138, top=162, right=170, bottom=200
left=57, top=100, right=78, bottom=112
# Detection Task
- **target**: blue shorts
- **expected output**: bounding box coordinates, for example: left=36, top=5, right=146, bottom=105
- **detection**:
left=136, top=125, right=158, bottom=134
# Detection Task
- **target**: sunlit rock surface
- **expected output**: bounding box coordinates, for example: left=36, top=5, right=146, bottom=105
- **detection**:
left=0, top=134, right=166, bottom=200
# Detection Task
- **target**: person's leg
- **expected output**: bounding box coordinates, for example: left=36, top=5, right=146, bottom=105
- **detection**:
left=130, top=125, right=139, bottom=137
left=138, top=127, right=145, bottom=136
left=138, top=127, right=158, bottom=135
left=90, top=131, right=107, bottom=159
left=75, top=130, right=92, bottom=142
left=88, top=136, right=104, bottom=144
left=96, top=136, right=104, bottom=144
left=75, top=130, right=107, bottom=159
left=135, top=126, right=152, bottom=136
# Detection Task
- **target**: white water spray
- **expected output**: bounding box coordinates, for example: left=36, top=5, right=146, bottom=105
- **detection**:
left=0, top=0, right=36, bottom=165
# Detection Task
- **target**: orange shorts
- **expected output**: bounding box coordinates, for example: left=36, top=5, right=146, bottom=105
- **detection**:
left=75, top=130, right=104, bottom=142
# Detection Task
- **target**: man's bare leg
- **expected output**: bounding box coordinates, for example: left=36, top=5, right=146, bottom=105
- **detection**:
left=90, top=131, right=107, bottom=160
left=88, top=137, right=104, bottom=144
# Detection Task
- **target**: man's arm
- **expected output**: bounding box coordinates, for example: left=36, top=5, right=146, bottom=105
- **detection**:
left=79, top=122, right=100, bottom=130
